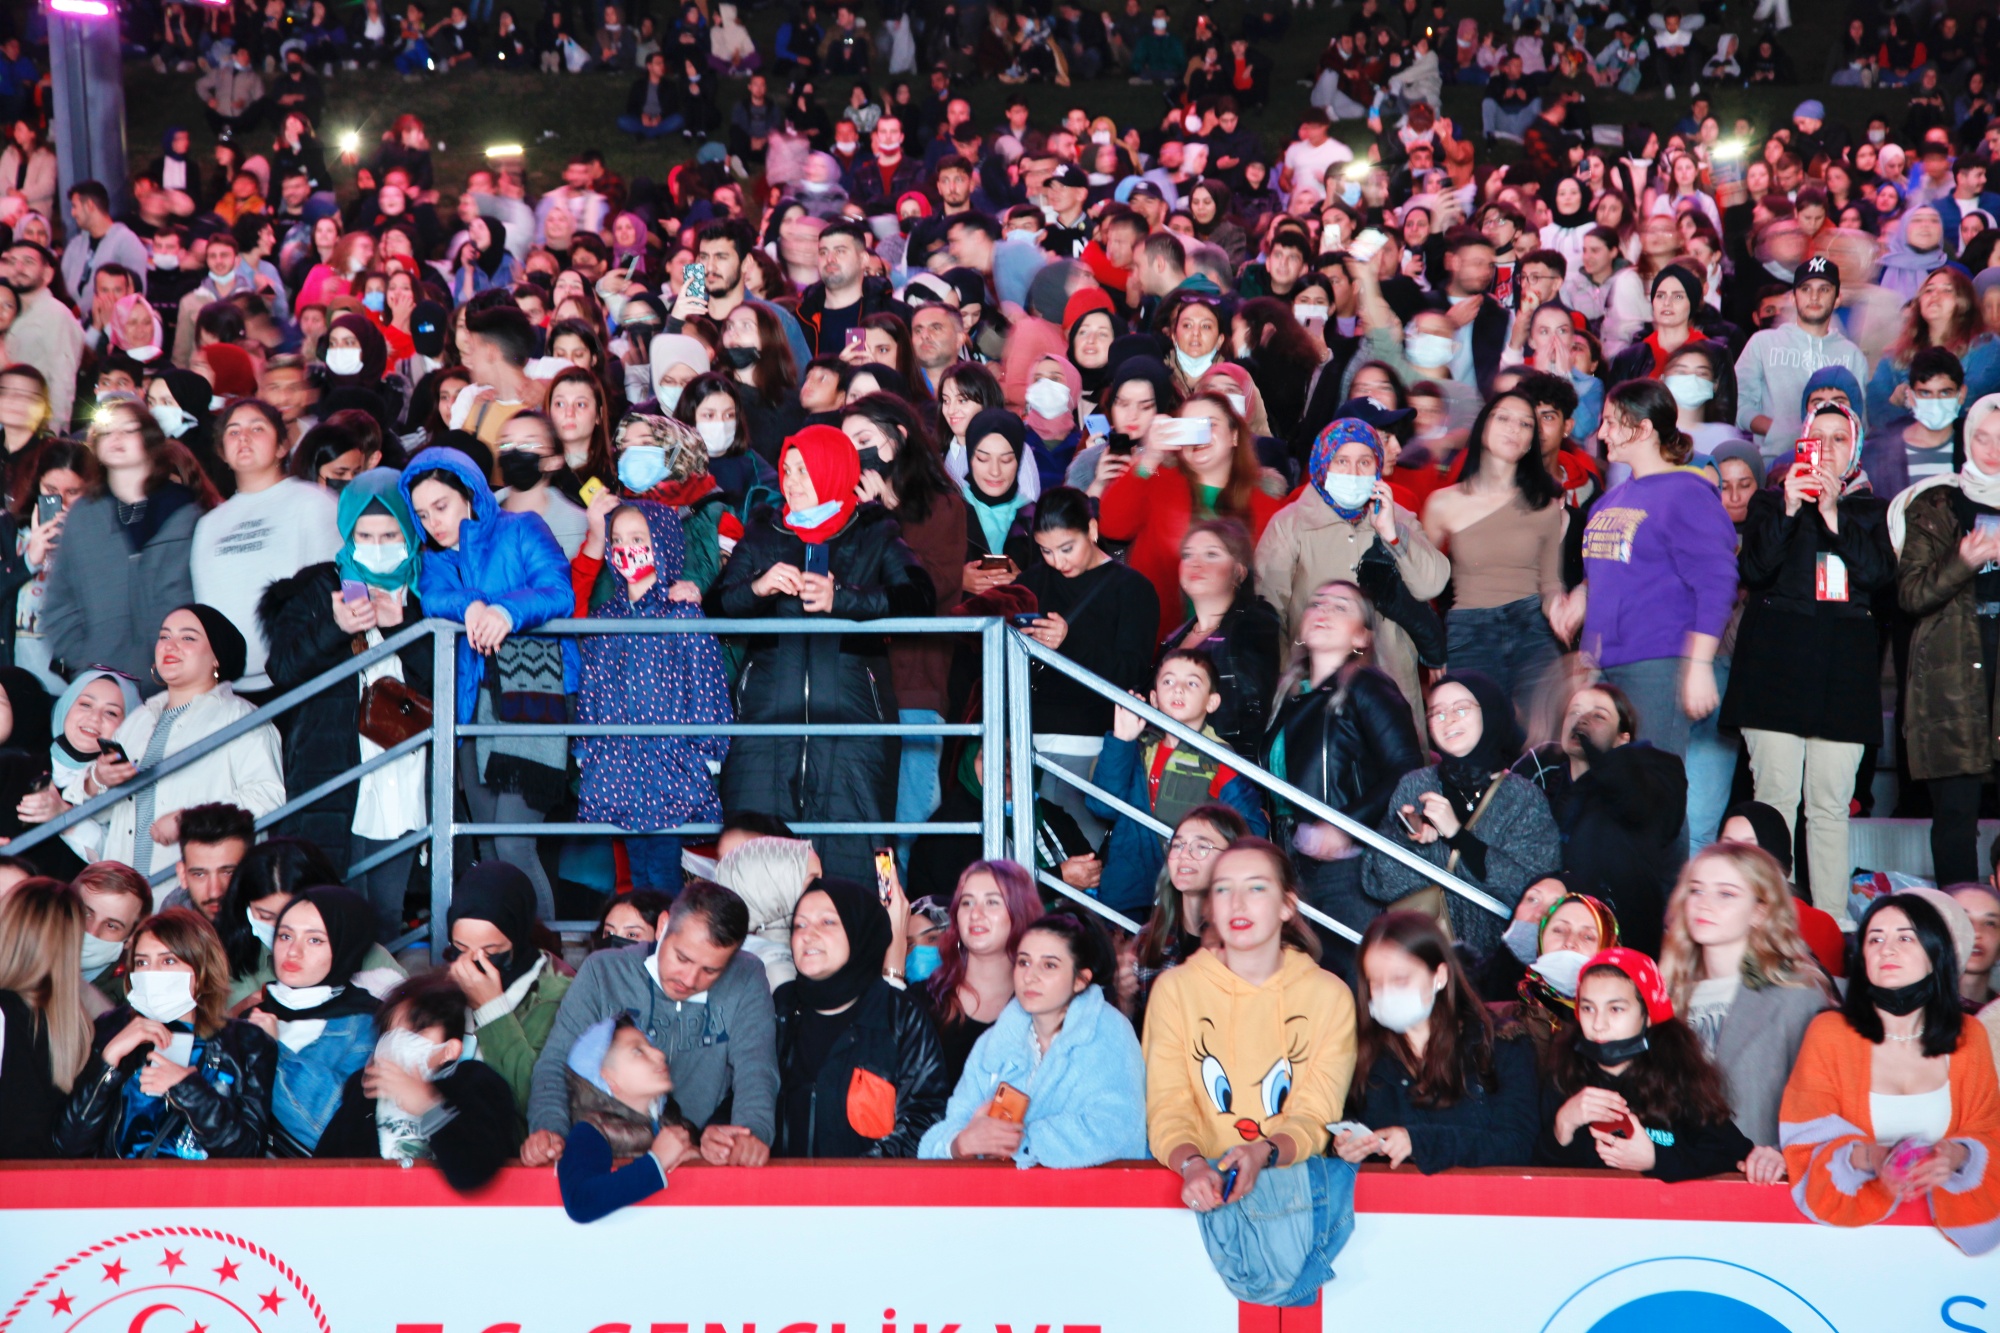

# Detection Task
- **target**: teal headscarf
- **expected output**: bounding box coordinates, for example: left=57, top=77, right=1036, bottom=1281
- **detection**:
left=335, top=467, right=422, bottom=591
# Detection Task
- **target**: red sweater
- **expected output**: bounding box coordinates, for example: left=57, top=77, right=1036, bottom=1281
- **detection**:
left=1097, top=465, right=1283, bottom=643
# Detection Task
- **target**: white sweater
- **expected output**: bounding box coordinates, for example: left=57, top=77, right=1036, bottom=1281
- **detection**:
left=191, top=478, right=341, bottom=691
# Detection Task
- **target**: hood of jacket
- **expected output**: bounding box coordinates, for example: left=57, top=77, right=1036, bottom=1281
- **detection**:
left=399, top=445, right=499, bottom=538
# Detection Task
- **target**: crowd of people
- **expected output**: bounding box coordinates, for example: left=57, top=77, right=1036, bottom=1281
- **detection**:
left=0, top=0, right=1997, bottom=1290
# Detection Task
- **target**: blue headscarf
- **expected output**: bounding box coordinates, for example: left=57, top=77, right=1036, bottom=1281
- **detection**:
left=49, top=669, right=142, bottom=775
left=335, top=467, right=422, bottom=591
left=1308, top=418, right=1384, bottom=522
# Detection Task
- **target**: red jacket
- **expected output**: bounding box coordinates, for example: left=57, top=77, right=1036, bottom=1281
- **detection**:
left=1098, top=465, right=1283, bottom=643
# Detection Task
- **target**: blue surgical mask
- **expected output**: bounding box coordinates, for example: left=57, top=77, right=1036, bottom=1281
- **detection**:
left=352, top=540, right=409, bottom=576
left=784, top=498, right=844, bottom=531
left=362, top=291, right=386, bottom=313
left=150, top=402, right=193, bottom=438
left=1322, top=472, right=1376, bottom=513
left=1663, top=374, right=1714, bottom=409
left=905, top=944, right=942, bottom=983
left=618, top=444, right=670, bottom=494
left=1173, top=346, right=1216, bottom=378
left=659, top=384, right=684, bottom=413
left=1913, top=395, right=1962, bottom=431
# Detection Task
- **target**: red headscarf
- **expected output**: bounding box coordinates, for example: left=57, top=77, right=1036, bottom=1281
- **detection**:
left=1583, top=947, right=1675, bottom=1025
left=200, top=343, right=259, bottom=400
left=781, top=424, right=861, bottom=544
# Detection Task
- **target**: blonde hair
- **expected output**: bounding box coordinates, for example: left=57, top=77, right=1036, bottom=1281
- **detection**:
left=0, top=879, right=93, bottom=1090
left=1658, top=843, right=1832, bottom=1013
left=124, top=909, right=232, bottom=1038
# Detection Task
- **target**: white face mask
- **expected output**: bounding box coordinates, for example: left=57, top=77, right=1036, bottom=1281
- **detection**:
left=246, top=910, right=275, bottom=951
left=1406, top=331, right=1457, bottom=368
left=1223, top=391, right=1248, bottom=418
left=80, top=931, right=123, bottom=981
left=1529, top=949, right=1592, bottom=1000
left=127, top=968, right=199, bottom=1024
left=1502, top=917, right=1540, bottom=965
left=697, top=419, right=736, bottom=456
left=1913, top=396, right=1962, bottom=431
left=1367, top=980, right=1441, bottom=1034
left=1025, top=379, right=1073, bottom=419
left=659, top=384, right=684, bottom=413
left=325, top=346, right=365, bottom=376
left=151, top=402, right=194, bottom=438
left=351, top=541, right=408, bottom=576
left=267, top=981, right=338, bottom=1010
left=1663, top=373, right=1715, bottom=409
left=1293, top=303, right=1330, bottom=324
left=1322, top=472, right=1376, bottom=511
left=375, top=1027, right=448, bottom=1080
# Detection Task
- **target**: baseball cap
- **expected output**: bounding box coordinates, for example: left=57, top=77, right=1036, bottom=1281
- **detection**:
left=1049, top=163, right=1090, bottom=190
left=1793, top=255, right=1839, bottom=295
left=1125, top=180, right=1165, bottom=203
left=410, top=299, right=447, bottom=359
left=1334, top=395, right=1416, bottom=439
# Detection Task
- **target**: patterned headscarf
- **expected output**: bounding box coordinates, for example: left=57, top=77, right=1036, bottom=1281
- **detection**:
left=618, top=411, right=709, bottom=486
left=1583, top=946, right=1675, bottom=1024
left=1308, top=418, right=1383, bottom=522
left=1805, top=400, right=1869, bottom=495
left=1516, top=892, right=1622, bottom=1020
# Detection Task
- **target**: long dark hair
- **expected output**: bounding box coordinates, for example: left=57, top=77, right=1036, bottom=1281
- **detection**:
left=1018, top=911, right=1116, bottom=1004
left=1553, top=964, right=1734, bottom=1129
left=216, top=835, right=342, bottom=980
left=1605, top=377, right=1692, bottom=465
left=1459, top=390, right=1561, bottom=509
left=85, top=399, right=182, bottom=499
left=11, top=439, right=100, bottom=523
left=841, top=391, right=952, bottom=525
left=1842, top=893, right=1963, bottom=1059
left=1136, top=804, right=1252, bottom=972
left=1350, top=912, right=1499, bottom=1111
left=936, top=360, right=1006, bottom=443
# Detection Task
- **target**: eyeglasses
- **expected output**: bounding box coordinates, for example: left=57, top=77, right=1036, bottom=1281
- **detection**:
left=1426, top=703, right=1479, bottom=725
left=1168, top=836, right=1222, bottom=860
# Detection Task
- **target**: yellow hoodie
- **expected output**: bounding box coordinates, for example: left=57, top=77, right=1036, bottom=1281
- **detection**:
left=1143, top=947, right=1357, bottom=1164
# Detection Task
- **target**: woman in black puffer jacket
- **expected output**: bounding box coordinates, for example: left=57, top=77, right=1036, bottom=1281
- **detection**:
left=1264, top=577, right=1424, bottom=974
left=709, top=426, right=935, bottom=883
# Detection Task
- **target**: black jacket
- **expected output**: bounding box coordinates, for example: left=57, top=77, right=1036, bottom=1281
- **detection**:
left=1158, top=586, right=1282, bottom=760
left=0, top=989, right=61, bottom=1158
left=316, top=1058, right=521, bottom=1192
left=53, top=1008, right=277, bottom=1159
left=709, top=504, right=935, bottom=883
left=1720, top=486, right=1894, bottom=745
left=1265, top=665, right=1423, bottom=831
left=771, top=977, right=948, bottom=1160
left=258, top=564, right=432, bottom=868
left=843, top=153, right=928, bottom=214
left=796, top=275, right=913, bottom=359
left=1535, top=1065, right=1755, bottom=1182
left=1352, top=1030, right=1540, bottom=1173
left=1518, top=740, right=1686, bottom=958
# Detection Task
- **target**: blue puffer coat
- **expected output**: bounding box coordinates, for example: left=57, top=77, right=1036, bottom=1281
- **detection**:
left=399, top=447, right=577, bottom=722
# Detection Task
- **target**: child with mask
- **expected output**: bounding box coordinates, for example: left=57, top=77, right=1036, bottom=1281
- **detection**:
left=557, top=1015, right=702, bottom=1223
left=1087, top=649, right=1270, bottom=918
left=316, top=973, right=519, bottom=1191
left=574, top=501, right=732, bottom=894
left=1535, top=948, right=1755, bottom=1181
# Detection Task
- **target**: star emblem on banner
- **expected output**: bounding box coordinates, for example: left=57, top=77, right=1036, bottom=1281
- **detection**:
left=4, top=1228, right=331, bottom=1333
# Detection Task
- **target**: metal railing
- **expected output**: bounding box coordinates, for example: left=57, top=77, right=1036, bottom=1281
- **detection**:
left=10, top=612, right=1499, bottom=957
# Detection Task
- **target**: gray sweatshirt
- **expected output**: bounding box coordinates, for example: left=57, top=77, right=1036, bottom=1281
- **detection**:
left=528, top=944, right=779, bottom=1143
left=1732, top=322, right=1868, bottom=458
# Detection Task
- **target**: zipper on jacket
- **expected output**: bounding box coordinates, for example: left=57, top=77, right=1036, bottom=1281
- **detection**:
left=798, top=664, right=812, bottom=797
left=865, top=666, right=884, bottom=721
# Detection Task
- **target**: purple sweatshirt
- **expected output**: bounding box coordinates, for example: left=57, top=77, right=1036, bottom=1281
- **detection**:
left=1581, top=469, right=1739, bottom=668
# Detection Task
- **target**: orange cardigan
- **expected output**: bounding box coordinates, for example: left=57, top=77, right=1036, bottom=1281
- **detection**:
left=1779, top=1011, right=2000, bottom=1255
left=1097, top=466, right=1283, bottom=644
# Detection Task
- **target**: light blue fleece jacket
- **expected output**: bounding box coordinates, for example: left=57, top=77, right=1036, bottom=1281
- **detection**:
left=917, top=985, right=1148, bottom=1168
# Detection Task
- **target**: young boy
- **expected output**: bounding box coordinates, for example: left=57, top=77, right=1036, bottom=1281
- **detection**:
left=556, top=1015, right=701, bottom=1223
left=1086, top=649, right=1268, bottom=916
left=317, top=974, right=520, bottom=1192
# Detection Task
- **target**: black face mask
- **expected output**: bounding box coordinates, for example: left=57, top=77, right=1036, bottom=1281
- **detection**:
left=858, top=449, right=890, bottom=475
left=1871, top=974, right=1933, bottom=1017
left=497, top=449, right=545, bottom=492
left=1575, top=1031, right=1650, bottom=1065
left=324, top=476, right=350, bottom=493
left=724, top=346, right=759, bottom=370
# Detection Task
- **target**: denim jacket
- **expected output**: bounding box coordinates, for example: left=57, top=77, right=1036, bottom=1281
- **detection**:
left=273, top=1012, right=376, bottom=1153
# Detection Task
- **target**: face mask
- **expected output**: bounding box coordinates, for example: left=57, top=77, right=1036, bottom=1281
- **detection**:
left=151, top=253, right=180, bottom=270
left=1322, top=472, right=1376, bottom=512
left=832, top=141, right=857, bottom=158
left=724, top=346, right=759, bottom=370
left=609, top=542, right=657, bottom=582
left=1367, top=981, right=1439, bottom=1034
left=877, top=136, right=903, bottom=154
left=1663, top=374, right=1714, bottom=409
left=1341, top=182, right=1363, bottom=207
left=1174, top=346, right=1217, bottom=378
left=1152, top=16, right=1167, bottom=30
left=1575, top=1031, right=1651, bottom=1065
left=1868, top=129, right=1886, bottom=144
left=247, top=910, right=275, bottom=951
left=376, top=1027, right=447, bottom=1080
left=127, top=969, right=198, bottom=1024
left=1223, top=391, right=1247, bottom=417
left=1294, top=303, right=1330, bottom=324
left=1092, top=130, right=1112, bottom=145
left=618, top=444, right=670, bottom=493
left=905, top=943, right=942, bottom=983
left=1406, top=331, right=1457, bottom=368
left=678, top=421, right=733, bottom=462
left=150, top=402, right=193, bottom=438
left=326, top=346, right=365, bottom=376
left=325, top=477, right=350, bottom=493
left=1913, top=396, right=1962, bottom=431
left=658, top=384, right=684, bottom=413
left=1502, top=917, right=1540, bottom=965
left=352, top=540, right=409, bottom=576
left=497, top=448, right=545, bottom=492
left=361, top=292, right=386, bottom=314
left=1025, top=379, right=1073, bottom=419
left=1529, top=949, right=1591, bottom=999
left=80, top=931, right=123, bottom=981
left=128, top=344, right=162, bottom=363
left=1871, top=974, right=1933, bottom=1016
left=785, top=499, right=844, bottom=531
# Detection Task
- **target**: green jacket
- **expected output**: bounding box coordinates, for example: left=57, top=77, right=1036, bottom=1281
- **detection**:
left=470, top=958, right=572, bottom=1121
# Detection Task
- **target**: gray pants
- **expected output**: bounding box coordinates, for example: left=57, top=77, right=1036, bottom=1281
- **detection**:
left=458, top=742, right=555, bottom=920
left=1602, top=656, right=1694, bottom=759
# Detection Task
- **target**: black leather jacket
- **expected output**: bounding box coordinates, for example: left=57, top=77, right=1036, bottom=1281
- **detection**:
left=53, top=1009, right=276, bottom=1159
left=771, top=977, right=948, bottom=1160
left=1264, top=664, right=1423, bottom=831
left=1158, top=586, right=1283, bottom=759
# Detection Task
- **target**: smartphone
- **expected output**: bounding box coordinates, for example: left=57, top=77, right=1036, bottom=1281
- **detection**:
left=1008, top=612, right=1042, bottom=629
left=1106, top=432, right=1136, bottom=457
left=1591, top=1118, right=1632, bottom=1140
left=845, top=327, right=867, bottom=356
left=341, top=578, right=370, bottom=605
left=97, top=740, right=128, bottom=765
left=977, top=554, right=1012, bottom=572
left=35, top=492, right=61, bottom=527
left=680, top=260, right=706, bottom=304
left=1396, top=806, right=1427, bottom=838
left=1152, top=417, right=1213, bottom=449
left=1793, top=433, right=1822, bottom=498
left=803, top=543, right=831, bottom=577
left=27, top=771, right=50, bottom=795
left=873, top=847, right=897, bottom=906
left=1085, top=413, right=1111, bottom=439
left=988, top=1082, right=1030, bottom=1124
left=1220, top=1166, right=1239, bottom=1201
left=1978, top=515, right=2000, bottom=542
left=1327, top=1120, right=1371, bottom=1139
left=579, top=476, right=606, bottom=507
left=1349, top=228, right=1388, bottom=264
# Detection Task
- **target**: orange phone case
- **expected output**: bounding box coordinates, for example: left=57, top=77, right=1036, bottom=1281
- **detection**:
left=988, top=1082, right=1030, bottom=1124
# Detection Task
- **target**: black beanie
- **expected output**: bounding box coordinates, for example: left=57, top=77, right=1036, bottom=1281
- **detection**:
left=175, top=603, right=249, bottom=683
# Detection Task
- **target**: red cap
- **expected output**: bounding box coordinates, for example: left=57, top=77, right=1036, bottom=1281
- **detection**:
left=1581, top=947, right=1674, bottom=1025
left=1062, top=285, right=1117, bottom=338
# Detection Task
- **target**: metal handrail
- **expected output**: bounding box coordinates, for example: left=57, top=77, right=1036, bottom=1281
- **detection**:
left=1006, top=629, right=1507, bottom=938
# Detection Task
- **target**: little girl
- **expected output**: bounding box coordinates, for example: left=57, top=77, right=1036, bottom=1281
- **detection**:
left=574, top=500, right=733, bottom=894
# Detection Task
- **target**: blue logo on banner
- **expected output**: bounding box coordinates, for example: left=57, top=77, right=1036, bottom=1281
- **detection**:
left=1542, top=1257, right=1840, bottom=1333
left=1587, top=1290, right=1794, bottom=1332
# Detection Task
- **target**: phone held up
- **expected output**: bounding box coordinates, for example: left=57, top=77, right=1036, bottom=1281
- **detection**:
left=803, top=543, right=831, bottom=578
left=35, top=492, right=61, bottom=528
left=873, top=847, right=897, bottom=906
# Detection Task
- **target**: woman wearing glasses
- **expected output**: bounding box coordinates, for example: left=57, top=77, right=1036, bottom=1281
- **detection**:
left=1133, top=804, right=1250, bottom=1026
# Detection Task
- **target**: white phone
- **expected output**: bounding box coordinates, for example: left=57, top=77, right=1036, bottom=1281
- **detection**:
left=1327, top=1120, right=1372, bottom=1139
left=163, top=1033, right=196, bottom=1068
left=1152, top=417, right=1213, bottom=449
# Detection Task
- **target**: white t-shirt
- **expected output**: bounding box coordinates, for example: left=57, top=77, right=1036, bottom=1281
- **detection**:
left=1282, top=137, right=1353, bottom=202
left=191, top=478, right=342, bottom=691
left=1686, top=974, right=1739, bottom=1057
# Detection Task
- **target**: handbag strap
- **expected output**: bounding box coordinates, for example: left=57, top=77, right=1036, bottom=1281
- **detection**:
left=1443, top=774, right=1505, bottom=878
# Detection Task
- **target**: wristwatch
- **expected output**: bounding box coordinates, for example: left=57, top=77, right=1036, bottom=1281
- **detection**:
left=1265, top=1142, right=1280, bottom=1169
